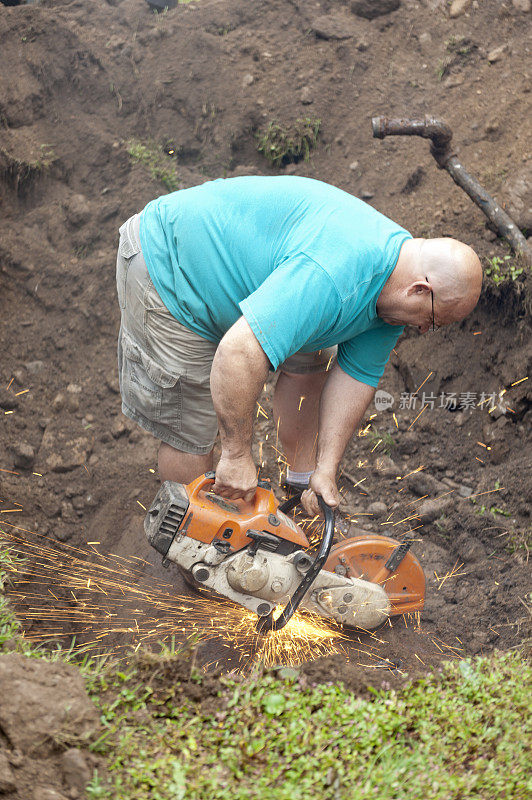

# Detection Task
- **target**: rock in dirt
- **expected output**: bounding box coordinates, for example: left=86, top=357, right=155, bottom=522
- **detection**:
left=503, top=165, right=532, bottom=231
left=0, top=391, right=18, bottom=411
left=366, top=501, right=387, bottom=518
left=64, top=194, right=91, bottom=228
left=373, top=455, right=399, bottom=478
left=417, top=496, right=453, bottom=522
left=37, top=421, right=92, bottom=473
left=455, top=532, right=486, bottom=562
left=449, top=0, right=472, bottom=17
left=311, top=14, right=356, bottom=40
left=60, top=749, right=91, bottom=795
left=512, top=0, right=531, bottom=11
left=458, top=484, right=473, bottom=497
left=405, top=471, right=446, bottom=497
left=34, top=789, right=69, bottom=800
left=25, top=360, right=45, bottom=374
left=0, top=654, right=100, bottom=757
left=0, top=751, right=16, bottom=794
left=350, top=0, right=400, bottom=19
left=487, top=44, right=509, bottom=63
left=11, top=441, right=35, bottom=469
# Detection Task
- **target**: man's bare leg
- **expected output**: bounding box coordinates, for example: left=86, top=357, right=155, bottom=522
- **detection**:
left=273, top=370, right=328, bottom=473
left=158, top=441, right=214, bottom=484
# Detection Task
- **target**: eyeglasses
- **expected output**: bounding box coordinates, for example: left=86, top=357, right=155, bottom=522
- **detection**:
left=426, top=276, right=435, bottom=332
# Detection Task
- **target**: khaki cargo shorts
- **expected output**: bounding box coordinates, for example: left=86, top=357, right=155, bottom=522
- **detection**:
left=116, top=214, right=337, bottom=454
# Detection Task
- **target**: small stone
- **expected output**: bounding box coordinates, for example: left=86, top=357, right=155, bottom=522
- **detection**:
left=458, top=485, right=473, bottom=497
left=487, top=44, right=508, bottom=63
left=12, top=442, right=35, bottom=469
left=25, top=360, right=45, bottom=374
left=35, top=788, right=70, bottom=800
left=64, top=194, right=91, bottom=228
left=406, top=472, right=445, bottom=496
left=111, top=417, right=128, bottom=439
left=242, top=73, right=254, bottom=87
left=0, top=391, right=18, bottom=411
left=67, top=384, right=82, bottom=395
left=418, top=31, right=432, bottom=48
left=52, top=393, right=66, bottom=413
left=300, top=86, right=313, bottom=105
left=350, top=0, right=400, bottom=19
left=503, top=165, right=532, bottom=231
left=311, top=14, right=356, bottom=40
left=60, top=749, right=91, bottom=795
left=0, top=751, right=16, bottom=793
left=349, top=160, right=359, bottom=172
left=417, top=496, right=453, bottom=523
left=449, top=0, right=472, bottom=17
left=512, top=0, right=530, bottom=11
left=373, top=455, right=399, bottom=478
left=105, top=375, right=120, bottom=394
left=367, top=501, right=387, bottom=518
left=360, top=189, right=374, bottom=200
left=12, top=368, right=26, bottom=385
left=67, top=394, right=80, bottom=413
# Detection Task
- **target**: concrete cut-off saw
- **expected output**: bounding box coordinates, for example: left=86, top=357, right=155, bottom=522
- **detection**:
left=145, top=473, right=425, bottom=633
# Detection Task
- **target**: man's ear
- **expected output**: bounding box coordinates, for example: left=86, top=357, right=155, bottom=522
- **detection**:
left=406, top=279, right=431, bottom=297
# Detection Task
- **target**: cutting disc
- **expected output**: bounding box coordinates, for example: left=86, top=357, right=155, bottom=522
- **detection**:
left=324, top=534, right=425, bottom=615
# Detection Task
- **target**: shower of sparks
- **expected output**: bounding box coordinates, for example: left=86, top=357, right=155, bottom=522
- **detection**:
left=0, top=523, right=349, bottom=670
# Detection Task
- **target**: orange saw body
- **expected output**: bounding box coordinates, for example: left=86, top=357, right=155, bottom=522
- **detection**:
left=145, top=474, right=425, bottom=632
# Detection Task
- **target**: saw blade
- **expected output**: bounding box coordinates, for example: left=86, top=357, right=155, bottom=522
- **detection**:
left=324, top=534, right=425, bottom=615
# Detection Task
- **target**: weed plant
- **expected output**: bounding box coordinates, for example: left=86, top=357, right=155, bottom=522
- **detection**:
left=256, top=118, right=321, bottom=167
left=126, top=139, right=180, bottom=192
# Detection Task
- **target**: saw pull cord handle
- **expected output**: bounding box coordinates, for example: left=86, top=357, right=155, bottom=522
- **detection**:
left=256, top=496, right=335, bottom=634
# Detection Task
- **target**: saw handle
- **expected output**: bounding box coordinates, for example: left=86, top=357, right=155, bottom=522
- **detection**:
left=256, top=496, right=335, bottom=634
left=188, top=472, right=273, bottom=513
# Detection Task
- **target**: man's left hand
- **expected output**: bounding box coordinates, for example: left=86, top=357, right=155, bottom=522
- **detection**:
left=301, top=468, right=341, bottom=516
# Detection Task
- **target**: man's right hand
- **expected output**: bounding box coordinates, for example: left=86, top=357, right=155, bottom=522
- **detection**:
left=213, top=452, right=258, bottom=502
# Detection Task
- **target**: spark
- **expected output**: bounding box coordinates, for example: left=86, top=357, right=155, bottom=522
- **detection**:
left=414, top=371, right=433, bottom=395
left=4, top=411, right=14, bottom=416
left=510, top=376, right=528, bottom=387
left=256, top=402, right=268, bottom=419
left=392, top=413, right=398, bottom=428
left=0, top=509, right=23, bottom=514
left=434, top=561, right=466, bottom=590
left=370, top=439, right=382, bottom=452
left=298, top=396, right=305, bottom=411
left=407, top=405, right=427, bottom=431
left=468, top=487, right=504, bottom=500
left=6, top=378, right=14, bottom=390
left=33, top=472, right=43, bottom=477
left=472, top=331, right=482, bottom=336
left=149, top=468, right=155, bottom=474
left=475, top=457, right=484, bottom=463
left=14, top=389, right=29, bottom=396
left=397, top=465, right=425, bottom=481
left=136, top=500, right=147, bottom=511
left=369, top=413, right=377, bottom=420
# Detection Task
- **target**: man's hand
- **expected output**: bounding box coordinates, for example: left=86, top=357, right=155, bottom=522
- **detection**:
left=213, top=452, right=258, bottom=501
left=301, top=468, right=341, bottom=516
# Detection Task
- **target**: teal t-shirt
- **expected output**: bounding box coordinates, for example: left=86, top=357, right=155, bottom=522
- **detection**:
left=139, top=176, right=410, bottom=388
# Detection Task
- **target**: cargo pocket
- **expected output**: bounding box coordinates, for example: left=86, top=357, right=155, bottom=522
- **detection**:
left=116, top=219, right=141, bottom=310
left=121, top=335, right=182, bottom=430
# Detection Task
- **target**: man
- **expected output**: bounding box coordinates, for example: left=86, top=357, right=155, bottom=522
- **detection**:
left=116, top=176, right=482, bottom=515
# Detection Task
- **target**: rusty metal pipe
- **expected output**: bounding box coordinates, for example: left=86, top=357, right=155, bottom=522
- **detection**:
left=372, top=115, right=531, bottom=264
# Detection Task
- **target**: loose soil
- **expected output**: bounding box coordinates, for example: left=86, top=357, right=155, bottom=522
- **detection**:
left=1, top=0, right=531, bottom=755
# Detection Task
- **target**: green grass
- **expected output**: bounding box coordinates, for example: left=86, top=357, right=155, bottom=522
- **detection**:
left=1, top=543, right=530, bottom=799
left=126, top=139, right=180, bottom=192
left=85, top=649, right=532, bottom=800
left=256, top=118, right=321, bottom=167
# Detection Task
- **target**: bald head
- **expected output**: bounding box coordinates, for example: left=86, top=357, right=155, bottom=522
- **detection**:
left=377, top=237, right=483, bottom=332
left=417, top=238, right=483, bottom=321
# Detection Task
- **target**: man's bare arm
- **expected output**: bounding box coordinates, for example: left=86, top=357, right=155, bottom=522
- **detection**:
left=302, top=363, right=375, bottom=515
left=210, top=316, right=270, bottom=500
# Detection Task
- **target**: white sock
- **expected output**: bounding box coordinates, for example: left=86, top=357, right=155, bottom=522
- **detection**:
left=286, top=468, right=313, bottom=485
